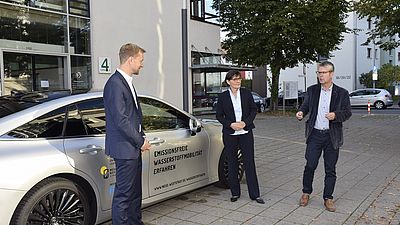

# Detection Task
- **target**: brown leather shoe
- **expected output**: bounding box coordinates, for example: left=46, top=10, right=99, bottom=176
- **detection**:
left=324, top=199, right=336, bottom=212
left=299, top=193, right=310, bottom=206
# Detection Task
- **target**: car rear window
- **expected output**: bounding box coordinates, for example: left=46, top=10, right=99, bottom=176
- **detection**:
left=0, top=98, right=39, bottom=118
left=0, top=91, right=72, bottom=119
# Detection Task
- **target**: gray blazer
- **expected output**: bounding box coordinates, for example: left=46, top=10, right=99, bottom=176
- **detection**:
left=299, top=84, right=352, bottom=149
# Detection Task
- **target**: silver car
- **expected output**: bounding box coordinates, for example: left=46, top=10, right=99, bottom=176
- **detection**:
left=349, top=88, right=393, bottom=109
left=0, top=91, right=243, bottom=225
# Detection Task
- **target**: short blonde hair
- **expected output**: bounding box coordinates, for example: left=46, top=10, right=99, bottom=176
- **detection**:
left=119, top=43, right=146, bottom=64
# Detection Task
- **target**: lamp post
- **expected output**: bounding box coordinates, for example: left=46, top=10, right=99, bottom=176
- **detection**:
left=182, top=0, right=189, bottom=112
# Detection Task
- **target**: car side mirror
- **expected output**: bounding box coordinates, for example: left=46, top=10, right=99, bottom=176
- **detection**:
left=189, top=118, right=202, bottom=136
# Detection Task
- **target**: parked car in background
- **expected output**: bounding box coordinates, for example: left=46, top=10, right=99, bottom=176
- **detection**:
left=349, top=88, right=393, bottom=109
left=266, top=91, right=306, bottom=109
left=0, top=91, right=243, bottom=224
left=251, top=91, right=267, bottom=112
left=212, top=91, right=267, bottom=113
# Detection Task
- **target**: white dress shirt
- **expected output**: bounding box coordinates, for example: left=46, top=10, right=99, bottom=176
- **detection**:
left=229, top=89, right=248, bottom=135
left=117, top=68, right=141, bottom=132
left=314, top=84, right=332, bottom=130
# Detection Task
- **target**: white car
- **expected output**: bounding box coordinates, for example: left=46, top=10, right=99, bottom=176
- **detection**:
left=349, top=88, right=393, bottom=109
left=0, top=91, right=243, bottom=224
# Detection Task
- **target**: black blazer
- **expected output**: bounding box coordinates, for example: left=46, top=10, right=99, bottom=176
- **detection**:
left=104, top=71, right=145, bottom=159
left=299, top=83, right=352, bottom=149
left=216, top=88, right=257, bottom=134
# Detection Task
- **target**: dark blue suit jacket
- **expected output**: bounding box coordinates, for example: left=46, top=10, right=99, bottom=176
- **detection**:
left=299, top=83, right=352, bottom=149
left=104, top=70, right=144, bottom=159
left=216, top=88, right=257, bottom=134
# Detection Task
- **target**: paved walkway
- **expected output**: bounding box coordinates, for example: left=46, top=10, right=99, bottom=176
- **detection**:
left=108, top=113, right=400, bottom=225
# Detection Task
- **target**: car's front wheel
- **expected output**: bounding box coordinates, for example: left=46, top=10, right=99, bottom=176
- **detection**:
left=10, top=177, right=93, bottom=225
left=216, top=148, right=244, bottom=189
left=374, top=101, right=385, bottom=109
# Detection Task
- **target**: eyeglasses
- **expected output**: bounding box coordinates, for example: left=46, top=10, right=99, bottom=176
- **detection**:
left=230, top=77, right=242, bottom=81
left=316, top=71, right=332, bottom=75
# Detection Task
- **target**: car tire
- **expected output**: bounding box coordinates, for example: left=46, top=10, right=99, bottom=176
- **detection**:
left=10, top=177, right=93, bottom=225
left=215, top=148, right=244, bottom=189
left=374, top=101, right=385, bottom=110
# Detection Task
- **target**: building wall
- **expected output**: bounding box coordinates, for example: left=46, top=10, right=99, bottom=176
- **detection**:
left=90, top=0, right=221, bottom=110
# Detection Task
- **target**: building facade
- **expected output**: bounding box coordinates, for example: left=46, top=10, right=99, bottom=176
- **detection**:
left=0, top=0, right=229, bottom=113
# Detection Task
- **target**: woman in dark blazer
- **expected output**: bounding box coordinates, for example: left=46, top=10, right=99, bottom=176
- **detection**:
left=216, top=70, right=264, bottom=204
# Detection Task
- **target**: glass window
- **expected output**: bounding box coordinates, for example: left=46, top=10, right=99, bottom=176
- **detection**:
left=69, top=0, right=89, bottom=17
left=69, top=16, right=90, bottom=55
left=140, top=97, right=189, bottom=132
left=367, top=48, right=371, bottom=58
left=3, top=52, right=65, bottom=95
left=4, top=107, right=66, bottom=138
left=0, top=4, right=67, bottom=52
left=190, top=0, right=219, bottom=24
left=77, top=98, right=106, bottom=135
left=34, top=54, right=65, bottom=91
left=1, top=0, right=66, bottom=12
left=65, top=104, right=87, bottom=137
left=71, top=56, right=91, bottom=91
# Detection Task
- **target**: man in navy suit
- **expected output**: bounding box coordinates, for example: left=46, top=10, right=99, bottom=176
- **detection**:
left=216, top=70, right=265, bottom=204
left=296, top=61, right=352, bottom=212
left=104, top=43, right=151, bottom=225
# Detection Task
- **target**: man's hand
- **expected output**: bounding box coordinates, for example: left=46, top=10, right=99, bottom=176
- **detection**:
left=325, top=112, right=336, bottom=121
left=296, top=111, right=304, bottom=121
left=141, top=139, right=151, bottom=151
left=230, top=121, right=246, bottom=131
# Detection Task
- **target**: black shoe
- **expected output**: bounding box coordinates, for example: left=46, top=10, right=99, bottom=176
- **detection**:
left=230, top=196, right=240, bottom=202
left=252, top=197, right=265, bottom=204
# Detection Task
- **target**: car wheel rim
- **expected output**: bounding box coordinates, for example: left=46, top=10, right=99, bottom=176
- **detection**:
left=376, top=102, right=383, bottom=109
left=223, top=149, right=244, bottom=180
left=28, top=189, right=85, bottom=224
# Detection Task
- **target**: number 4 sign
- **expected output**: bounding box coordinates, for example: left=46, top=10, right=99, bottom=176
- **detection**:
left=99, top=57, right=111, bottom=73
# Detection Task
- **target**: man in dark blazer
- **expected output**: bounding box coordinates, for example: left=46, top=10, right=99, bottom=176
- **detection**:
left=296, top=61, right=352, bottom=212
left=216, top=70, right=264, bottom=204
left=104, top=43, right=151, bottom=225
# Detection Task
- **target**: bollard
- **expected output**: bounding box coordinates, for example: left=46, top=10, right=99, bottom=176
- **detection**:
left=367, top=100, right=371, bottom=115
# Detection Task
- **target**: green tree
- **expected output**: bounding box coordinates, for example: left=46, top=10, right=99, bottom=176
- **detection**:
left=354, top=0, right=400, bottom=50
left=359, top=64, right=400, bottom=90
left=216, top=0, right=349, bottom=110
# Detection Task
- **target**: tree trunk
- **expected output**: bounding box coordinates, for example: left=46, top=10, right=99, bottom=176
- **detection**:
left=270, top=65, right=280, bottom=111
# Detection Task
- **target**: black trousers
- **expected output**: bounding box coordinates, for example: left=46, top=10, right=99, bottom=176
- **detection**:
left=223, top=130, right=260, bottom=199
left=112, top=156, right=144, bottom=225
left=302, top=129, right=339, bottom=199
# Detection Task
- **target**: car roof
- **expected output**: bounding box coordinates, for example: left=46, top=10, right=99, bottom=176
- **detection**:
left=0, top=91, right=193, bottom=136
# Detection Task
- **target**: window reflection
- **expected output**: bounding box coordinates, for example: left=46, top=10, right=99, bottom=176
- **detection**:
left=71, top=56, right=91, bottom=91
left=5, top=107, right=66, bottom=138
left=69, top=0, right=89, bottom=17
left=0, top=4, right=67, bottom=52
left=65, top=105, right=87, bottom=136
left=69, top=16, right=90, bottom=55
left=77, top=98, right=106, bottom=135
left=140, top=97, right=189, bottom=132
left=1, top=0, right=66, bottom=12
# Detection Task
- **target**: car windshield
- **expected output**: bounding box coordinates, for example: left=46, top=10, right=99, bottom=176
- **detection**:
left=0, top=91, right=72, bottom=119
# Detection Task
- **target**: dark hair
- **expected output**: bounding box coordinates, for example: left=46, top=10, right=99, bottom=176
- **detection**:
left=318, top=61, right=335, bottom=72
left=224, top=70, right=241, bottom=83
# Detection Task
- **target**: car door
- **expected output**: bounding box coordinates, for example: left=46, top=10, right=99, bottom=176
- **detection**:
left=63, top=98, right=149, bottom=211
left=350, top=90, right=365, bottom=106
left=139, top=97, right=209, bottom=197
